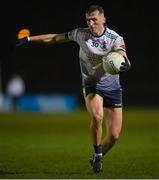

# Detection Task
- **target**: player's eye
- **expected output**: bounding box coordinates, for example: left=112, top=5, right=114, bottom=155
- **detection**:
left=92, top=18, right=97, bottom=21
left=87, top=18, right=97, bottom=24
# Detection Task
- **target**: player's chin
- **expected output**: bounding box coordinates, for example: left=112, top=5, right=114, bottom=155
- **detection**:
left=90, top=29, right=98, bottom=36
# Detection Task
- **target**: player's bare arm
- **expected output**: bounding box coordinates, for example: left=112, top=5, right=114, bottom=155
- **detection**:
left=29, top=33, right=69, bottom=44
left=116, top=50, right=128, bottom=59
left=16, top=33, right=70, bottom=47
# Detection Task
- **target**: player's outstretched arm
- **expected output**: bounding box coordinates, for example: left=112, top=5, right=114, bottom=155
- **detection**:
left=16, top=33, right=69, bottom=47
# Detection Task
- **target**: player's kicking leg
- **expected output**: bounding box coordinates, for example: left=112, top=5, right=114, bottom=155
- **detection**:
left=85, top=93, right=104, bottom=173
left=102, top=107, right=122, bottom=156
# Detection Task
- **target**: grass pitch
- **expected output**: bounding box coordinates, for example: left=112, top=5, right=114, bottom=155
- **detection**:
left=0, top=107, right=159, bottom=179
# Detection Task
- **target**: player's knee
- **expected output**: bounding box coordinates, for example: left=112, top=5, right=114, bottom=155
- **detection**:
left=92, top=113, right=103, bottom=125
left=111, top=132, right=120, bottom=141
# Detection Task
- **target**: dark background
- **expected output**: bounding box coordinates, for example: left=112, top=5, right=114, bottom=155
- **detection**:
left=0, top=0, right=158, bottom=107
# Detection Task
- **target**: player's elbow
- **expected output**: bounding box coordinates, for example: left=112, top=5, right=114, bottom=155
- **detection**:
left=42, top=34, right=57, bottom=43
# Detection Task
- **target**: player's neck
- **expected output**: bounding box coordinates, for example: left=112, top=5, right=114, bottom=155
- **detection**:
left=92, top=26, right=106, bottom=37
left=98, top=26, right=105, bottom=35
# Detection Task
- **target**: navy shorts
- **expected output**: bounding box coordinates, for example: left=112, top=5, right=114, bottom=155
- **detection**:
left=83, top=86, right=122, bottom=108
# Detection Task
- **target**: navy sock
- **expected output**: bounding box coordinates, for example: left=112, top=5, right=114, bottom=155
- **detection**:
left=93, top=144, right=102, bottom=155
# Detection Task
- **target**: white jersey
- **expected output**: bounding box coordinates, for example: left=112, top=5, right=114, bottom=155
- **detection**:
left=68, top=26, right=126, bottom=90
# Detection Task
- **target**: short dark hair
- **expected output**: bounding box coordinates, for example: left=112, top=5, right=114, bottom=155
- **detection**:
left=85, top=5, right=104, bottom=15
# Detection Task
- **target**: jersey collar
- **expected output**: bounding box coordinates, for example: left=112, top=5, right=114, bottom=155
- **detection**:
left=90, top=26, right=106, bottom=38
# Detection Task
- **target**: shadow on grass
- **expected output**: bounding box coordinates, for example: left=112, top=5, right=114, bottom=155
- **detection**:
left=0, top=170, right=20, bottom=175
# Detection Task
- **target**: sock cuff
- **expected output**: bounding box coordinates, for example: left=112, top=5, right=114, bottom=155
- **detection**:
left=93, top=144, right=102, bottom=154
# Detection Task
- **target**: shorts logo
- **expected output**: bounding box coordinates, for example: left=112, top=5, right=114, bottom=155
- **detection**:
left=115, top=103, right=122, bottom=106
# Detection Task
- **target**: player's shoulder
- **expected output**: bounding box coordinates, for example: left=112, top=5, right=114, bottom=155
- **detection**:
left=105, top=26, right=122, bottom=40
left=76, top=27, right=90, bottom=34
left=67, top=27, right=89, bottom=41
left=72, top=27, right=90, bottom=38
left=69, top=27, right=89, bottom=35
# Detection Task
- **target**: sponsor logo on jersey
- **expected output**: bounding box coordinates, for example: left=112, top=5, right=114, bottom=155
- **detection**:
left=105, top=32, right=118, bottom=40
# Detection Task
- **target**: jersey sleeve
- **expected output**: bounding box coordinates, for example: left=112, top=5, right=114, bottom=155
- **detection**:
left=67, top=28, right=79, bottom=42
left=113, top=36, right=126, bottom=52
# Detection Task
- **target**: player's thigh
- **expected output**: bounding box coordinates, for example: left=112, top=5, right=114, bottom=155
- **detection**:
left=85, top=93, right=104, bottom=118
left=104, top=107, right=122, bottom=136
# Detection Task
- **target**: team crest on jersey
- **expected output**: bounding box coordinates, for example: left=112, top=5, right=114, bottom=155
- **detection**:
left=102, top=41, right=107, bottom=49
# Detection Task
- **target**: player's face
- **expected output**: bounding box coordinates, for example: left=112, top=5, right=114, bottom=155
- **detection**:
left=86, top=10, right=106, bottom=36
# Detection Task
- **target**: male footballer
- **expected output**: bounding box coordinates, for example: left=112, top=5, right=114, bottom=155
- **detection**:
left=16, top=5, right=131, bottom=173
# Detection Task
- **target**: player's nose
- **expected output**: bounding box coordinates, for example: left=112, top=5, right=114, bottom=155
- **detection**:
left=89, top=20, right=94, bottom=26
left=87, top=19, right=94, bottom=27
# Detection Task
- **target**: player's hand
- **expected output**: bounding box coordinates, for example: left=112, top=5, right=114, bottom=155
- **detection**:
left=120, top=56, right=131, bottom=72
left=16, top=37, right=29, bottom=47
